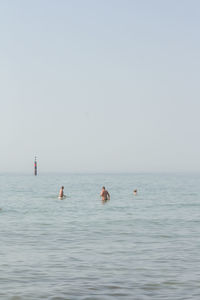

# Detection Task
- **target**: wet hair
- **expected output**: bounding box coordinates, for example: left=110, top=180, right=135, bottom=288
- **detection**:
left=62, top=186, right=64, bottom=189
left=102, top=186, right=105, bottom=189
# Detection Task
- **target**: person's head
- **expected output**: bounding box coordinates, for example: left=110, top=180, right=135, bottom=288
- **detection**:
left=102, top=186, right=105, bottom=190
left=61, top=186, right=64, bottom=190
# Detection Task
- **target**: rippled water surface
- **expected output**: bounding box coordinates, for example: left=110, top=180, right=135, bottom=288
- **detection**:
left=0, top=173, right=200, bottom=299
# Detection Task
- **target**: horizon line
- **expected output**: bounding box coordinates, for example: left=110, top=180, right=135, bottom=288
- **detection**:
left=0, top=171, right=200, bottom=175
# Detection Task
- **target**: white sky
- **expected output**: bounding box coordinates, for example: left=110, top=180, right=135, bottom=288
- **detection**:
left=0, top=0, right=200, bottom=173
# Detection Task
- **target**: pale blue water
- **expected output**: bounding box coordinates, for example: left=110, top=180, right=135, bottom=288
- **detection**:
left=0, top=173, right=200, bottom=300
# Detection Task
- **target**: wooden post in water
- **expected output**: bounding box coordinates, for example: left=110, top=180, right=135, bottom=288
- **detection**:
left=34, top=156, right=37, bottom=176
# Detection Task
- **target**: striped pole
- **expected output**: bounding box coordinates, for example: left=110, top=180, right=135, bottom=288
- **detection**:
left=34, top=156, right=37, bottom=176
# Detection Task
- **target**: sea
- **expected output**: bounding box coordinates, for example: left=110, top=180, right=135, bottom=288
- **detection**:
left=0, top=173, right=200, bottom=300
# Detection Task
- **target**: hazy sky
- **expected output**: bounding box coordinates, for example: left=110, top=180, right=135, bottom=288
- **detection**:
left=1, top=0, right=200, bottom=173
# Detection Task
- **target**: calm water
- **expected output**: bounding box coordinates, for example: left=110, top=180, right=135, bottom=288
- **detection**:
left=0, top=173, right=200, bottom=300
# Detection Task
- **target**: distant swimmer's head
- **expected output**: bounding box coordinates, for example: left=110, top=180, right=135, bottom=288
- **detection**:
left=102, top=186, right=105, bottom=190
left=133, top=189, right=137, bottom=194
left=61, top=186, right=64, bottom=190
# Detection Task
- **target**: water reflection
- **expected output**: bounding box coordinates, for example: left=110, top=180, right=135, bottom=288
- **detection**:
left=102, top=198, right=110, bottom=205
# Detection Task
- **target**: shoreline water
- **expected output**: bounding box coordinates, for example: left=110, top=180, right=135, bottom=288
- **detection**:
left=0, top=173, right=200, bottom=299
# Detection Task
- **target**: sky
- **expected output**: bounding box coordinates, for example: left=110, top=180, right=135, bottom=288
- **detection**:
left=0, top=0, right=200, bottom=173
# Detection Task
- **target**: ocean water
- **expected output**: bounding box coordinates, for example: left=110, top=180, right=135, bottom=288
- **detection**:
left=0, top=173, right=200, bottom=300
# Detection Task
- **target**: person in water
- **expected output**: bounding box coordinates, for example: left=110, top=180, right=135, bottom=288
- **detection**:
left=133, top=189, right=137, bottom=195
left=59, top=186, right=64, bottom=198
left=100, top=186, right=110, bottom=201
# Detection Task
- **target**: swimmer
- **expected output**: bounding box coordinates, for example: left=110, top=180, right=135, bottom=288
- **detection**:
left=133, top=189, right=137, bottom=195
left=59, top=186, right=64, bottom=198
left=100, top=186, right=110, bottom=201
